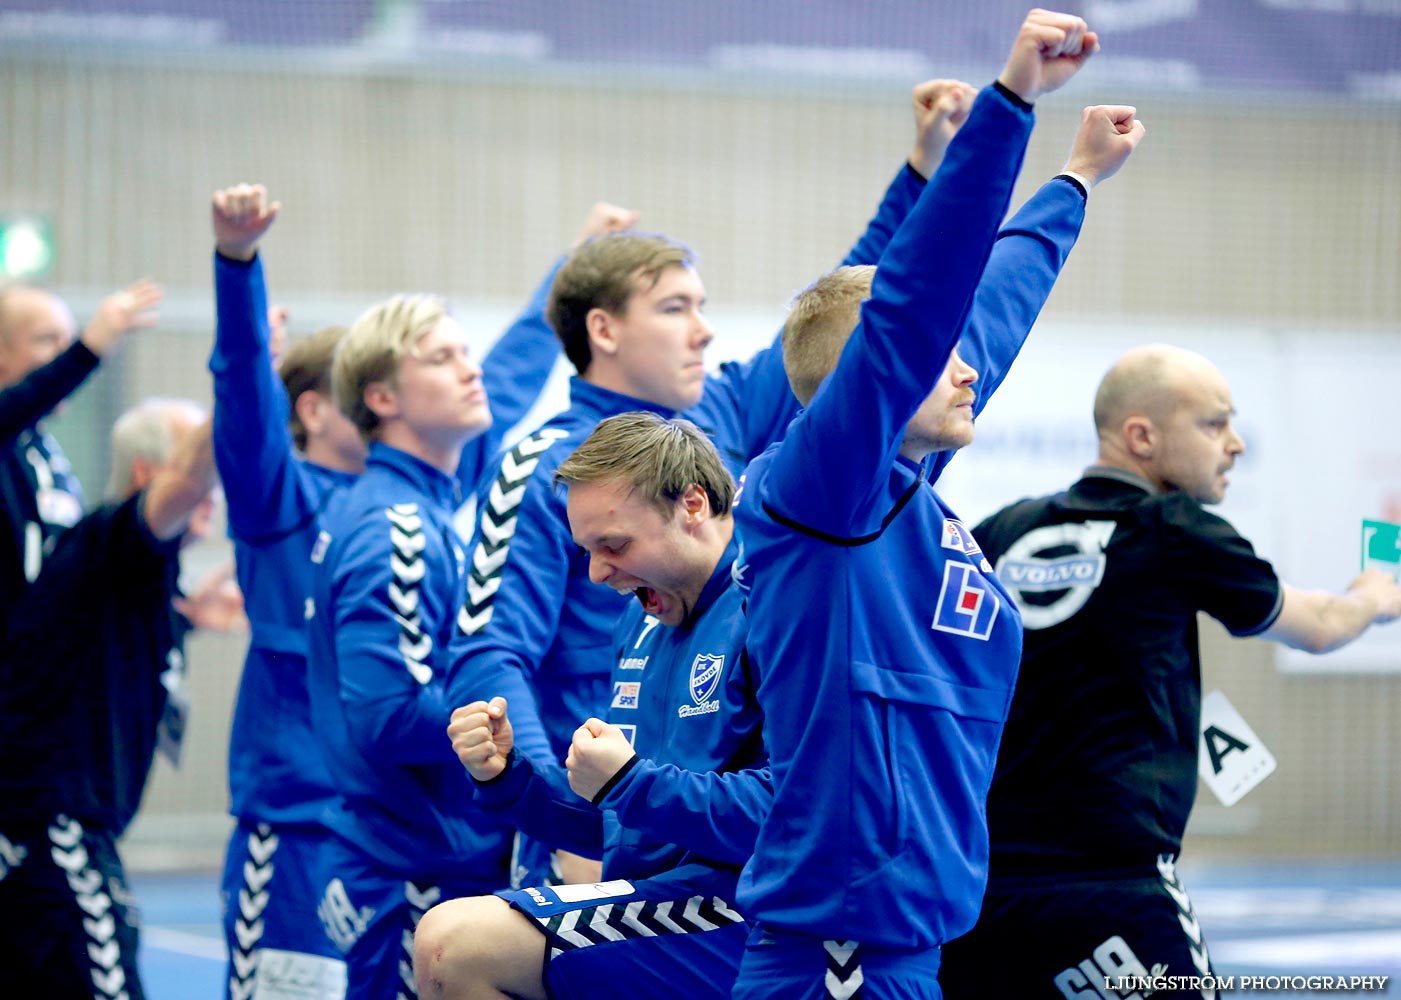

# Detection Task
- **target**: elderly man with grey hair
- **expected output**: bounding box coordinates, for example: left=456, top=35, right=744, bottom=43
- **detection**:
left=0, top=396, right=217, bottom=1000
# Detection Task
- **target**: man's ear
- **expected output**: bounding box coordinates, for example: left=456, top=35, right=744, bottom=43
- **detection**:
left=293, top=389, right=323, bottom=434
left=680, top=483, right=710, bottom=527
left=586, top=307, right=620, bottom=360
left=1123, top=415, right=1155, bottom=460
left=128, top=454, right=157, bottom=493
left=363, top=380, right=399, bottom=421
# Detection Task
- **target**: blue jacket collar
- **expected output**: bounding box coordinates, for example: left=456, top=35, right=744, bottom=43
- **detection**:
left=683, top=532, right=739, bottom=628
left=366, top=442, right=460, bottom=509
left=568, top=377, right=678, bottom=421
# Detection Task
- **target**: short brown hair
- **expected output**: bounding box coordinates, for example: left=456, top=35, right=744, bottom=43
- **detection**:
left=548, top=233, right=694, bottom=374
left=781, top=265, right=874, bottom=406
left=279, top=325, right=346, bottom=451
left=556, top=411, right=734, bottom=519
left=333, top=295, right=446, bottom=440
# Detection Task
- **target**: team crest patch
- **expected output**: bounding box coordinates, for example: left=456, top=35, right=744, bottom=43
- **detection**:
left=688, top=653, right=725, bottom=705
left=679, top=653, right=725, bottom=718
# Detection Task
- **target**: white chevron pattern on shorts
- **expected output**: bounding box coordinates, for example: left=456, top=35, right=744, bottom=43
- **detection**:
left=47, top=817, right=131, bottom=1000
left=1158, top=854, right=1215, bottom=998
left=229, top=824, right=277, bottom=1000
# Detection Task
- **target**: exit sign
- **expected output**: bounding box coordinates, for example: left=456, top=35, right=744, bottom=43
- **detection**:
left=0, top=214, right=55, bottom=279
left=1362, top=519, right=1401, bottom=580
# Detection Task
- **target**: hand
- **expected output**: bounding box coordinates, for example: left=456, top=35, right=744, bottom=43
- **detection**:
left=1347, top=568, right=1401, bottom=624
left=997, top=9, right=1099, bottom=104
left=212, top=183, right=281, bottom=262
left=572, top=202, right=640, bottom=248
left=1063, top=105, right=1146, bottom=187
left=448, top=697, right=514, bottom=781
left=80, top=279, right=163, bottom=357
left=565, top=718, right=635, bottom=802
left=173, top=561, right=248, bottom=633
left=908, top=79, right=977, bottom=180
left=267, top=305, right=290, bottom=371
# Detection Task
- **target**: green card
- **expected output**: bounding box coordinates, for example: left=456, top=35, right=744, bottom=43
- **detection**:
left=1362, top=519, right=1401, bottom=579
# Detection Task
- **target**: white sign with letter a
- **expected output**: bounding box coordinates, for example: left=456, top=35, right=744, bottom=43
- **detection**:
left=1198, top=689, right=1277, bottom=806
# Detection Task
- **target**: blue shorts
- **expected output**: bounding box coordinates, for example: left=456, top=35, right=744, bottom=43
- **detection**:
left=316, top=835, right=503, bottom=1000
left=939, top=855, right=1216, bottom=1000
left=500, top=863, right=748, bottom=1000
left=221, top=819, right=346, bottom=1000
left=732, top=925, right=943, bottom=1000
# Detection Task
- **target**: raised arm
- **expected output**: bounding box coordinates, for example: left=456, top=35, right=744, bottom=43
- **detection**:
left=763, top=12, right=1097, bottom=535
left=456, top=204, right=636, bottom=494
left=1262, top=570, right=1401, bottom=654
left=0, top=281, right=160, bottom=444
left=697, top=80, right=978, bottom=465
left=142, top=419, right=217, bottom=542
left=208, top=183, right=318, bottom=542
left=930, top=104, right=1145, bottom=483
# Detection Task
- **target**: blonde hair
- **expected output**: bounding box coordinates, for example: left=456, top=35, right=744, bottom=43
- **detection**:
left=556, top=411, right=734, bottom=519
left=548, top=233, right=694, bottom=374
left=332, top=296, right=446, bottom=440
left=781, top=265, right=874, bottom=406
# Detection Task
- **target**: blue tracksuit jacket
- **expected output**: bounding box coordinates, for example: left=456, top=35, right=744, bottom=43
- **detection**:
left=211, top=251, right=561, bottom=830
left=472, top=538, right=769, bottom=883
left=732, top=84, right=1078, bottom=949
left=306, top=443, right=520, bottom=882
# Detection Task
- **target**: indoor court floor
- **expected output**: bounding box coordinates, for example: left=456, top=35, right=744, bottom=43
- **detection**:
left=135, top=859, right=1401, bottom=999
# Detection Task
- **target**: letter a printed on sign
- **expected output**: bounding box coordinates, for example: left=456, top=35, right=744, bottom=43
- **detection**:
left=1198, top=690, right=1276, bottom=806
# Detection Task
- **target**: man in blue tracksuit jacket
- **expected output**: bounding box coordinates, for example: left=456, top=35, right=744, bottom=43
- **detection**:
left=729, top=13, right=1143, bottom=998
left=305, top=285, right=561, bottom=1000
left=208, top=184, right=577, bottom=998
left=447, top=82, right=981, bottom=889
left=416, top=412, right=767, bottom=1000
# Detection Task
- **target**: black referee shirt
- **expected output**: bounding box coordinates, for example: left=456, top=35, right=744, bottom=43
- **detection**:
left=0, top=491, right=187, bottom=836
left=972, top=467, right=1283, bottom=874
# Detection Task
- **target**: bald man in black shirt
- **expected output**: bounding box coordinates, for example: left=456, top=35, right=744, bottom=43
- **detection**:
left=941, top=345, right=1401, bottom=999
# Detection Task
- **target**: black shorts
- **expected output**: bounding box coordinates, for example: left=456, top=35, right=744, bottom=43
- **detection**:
left=0, top=814, right=145, bottom=1000
left=941, top=856, right=1219, bottom=1000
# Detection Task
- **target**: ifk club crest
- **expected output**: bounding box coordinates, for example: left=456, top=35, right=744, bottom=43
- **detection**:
left=681, top=653, right=725, bottom=718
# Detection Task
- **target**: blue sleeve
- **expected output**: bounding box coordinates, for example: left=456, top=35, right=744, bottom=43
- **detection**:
left=0, top=341, right=99, bottom=446
left=761, top=85, right=1033, bottom=537
left=209, top=252, right=315, bottom=542
left=472, top=748, right=604, bottom=860
left=839, top=163, right=927, bottom=269
left=696, top=165, right=927, bottom=465
left=447, top=459, right=573, bottom=760
left=928, top=175, right=1086, bottom=483
left=456, top=258, right=566, bottom=494
left=603, top=761, right=772, bottom=866
left=332, top=515, right=459, bottom=766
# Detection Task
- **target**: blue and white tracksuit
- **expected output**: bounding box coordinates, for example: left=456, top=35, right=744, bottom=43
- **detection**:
left=211, top=250, right=560, bottom=998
